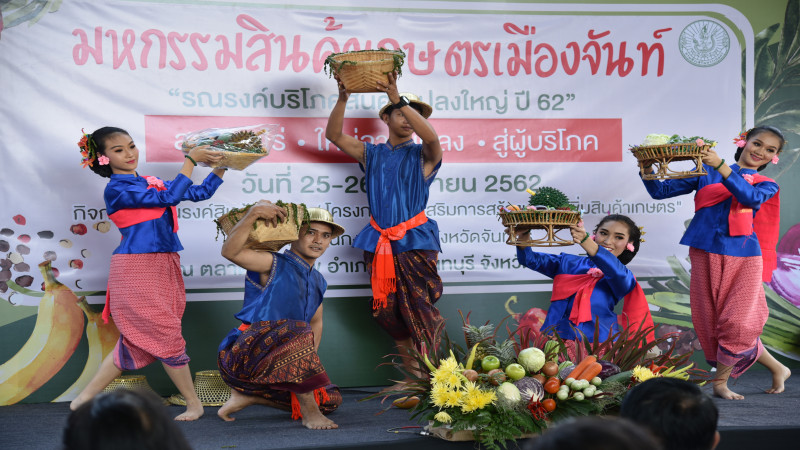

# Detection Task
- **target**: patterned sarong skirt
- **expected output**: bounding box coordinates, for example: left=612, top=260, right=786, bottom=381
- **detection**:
left=217, top=319, right=341, bottom=414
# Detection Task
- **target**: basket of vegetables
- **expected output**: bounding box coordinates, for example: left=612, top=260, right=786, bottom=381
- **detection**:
left=499, top=187, right=581, bottom=247
left=214, top=201, right=308, bottom=252
left=324, top=49, right=405, bottom=93
left=181, top=124, right=278, bottom=171
left=630, top=134, right=715, bottom=180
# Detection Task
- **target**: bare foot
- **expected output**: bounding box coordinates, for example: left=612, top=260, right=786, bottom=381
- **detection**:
left=70, top=394, right=91, bottom=411
left=298, top=392, right=338, bottom=430
left=218, top=390, right=270, bottom=421
left=712, top=383, right=745, bottom=400
left=175, top=400, right=204, bottom=421
left=765, top=365, right=791, bottom=394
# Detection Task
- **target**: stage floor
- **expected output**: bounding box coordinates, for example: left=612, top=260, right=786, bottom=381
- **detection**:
left=1, top=368, right=798, bottom=450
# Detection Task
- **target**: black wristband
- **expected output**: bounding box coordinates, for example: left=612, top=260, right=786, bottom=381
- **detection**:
left=394, top=96, right=409, bottom=108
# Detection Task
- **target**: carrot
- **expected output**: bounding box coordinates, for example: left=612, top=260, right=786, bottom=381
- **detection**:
left=565, top=355, right=597, bottom=380
left=577, top=362, right=603, bottom=381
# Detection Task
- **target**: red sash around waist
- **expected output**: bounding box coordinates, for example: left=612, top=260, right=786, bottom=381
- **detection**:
left=694, top=174, right=780, bottom=282
left=107, top=177, right=179, bottom=233
left=369, top=211, right=428, bottom=309
left=551, top=272, right=655, bottom=343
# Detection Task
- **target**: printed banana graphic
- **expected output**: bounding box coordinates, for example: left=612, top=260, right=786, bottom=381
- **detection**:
left=0, top=261, right=85, bottom=405
left=53, top=297, right=120, bottom=402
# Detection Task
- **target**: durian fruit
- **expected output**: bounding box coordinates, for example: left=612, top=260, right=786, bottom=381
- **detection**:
left=529, top=186, right=570, bottom=209
left=228, top=130, right=263, bottom=152
left=464, top=323, right=495, bottom=361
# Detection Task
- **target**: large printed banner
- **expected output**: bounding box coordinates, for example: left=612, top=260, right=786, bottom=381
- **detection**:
left=1, top=1, right=751, bottom=305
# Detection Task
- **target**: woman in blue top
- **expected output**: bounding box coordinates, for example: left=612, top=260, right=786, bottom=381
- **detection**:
left=71, top=126, right=225, bottom=420
left=514, top=215, right=654, bottom=344
left=640, top=126, right=791, bottom=399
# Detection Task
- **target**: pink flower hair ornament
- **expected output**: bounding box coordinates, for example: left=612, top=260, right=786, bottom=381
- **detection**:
left=98, top=155, right=110, bottom=166
left=733, top=130, right=749, bottom=148
left=772, top=155, right=780, bottom=164
left=626, top=242, right=635, bottom=252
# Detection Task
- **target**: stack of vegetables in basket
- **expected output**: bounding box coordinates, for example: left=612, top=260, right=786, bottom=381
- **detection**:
left=498, top=186, right=582, bottom=247
left=630, top=133, right=717, bottom=180
left=181, top=124, right=279, bottom=170
left=214, top=201, right=308, bottom=252
left=378, top=313, right=709, bottom=449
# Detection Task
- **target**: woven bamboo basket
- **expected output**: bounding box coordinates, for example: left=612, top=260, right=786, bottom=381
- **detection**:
left=215, top=203, right=306, bottom=252
left=500, top=209, right=582, bottom=247
left=102, top=375, right=159, bottom=394
left=326, top=50, right=405, bottom=93
left=167, top=370, right=231, bottom=407
left=209, top=150, right=268, bottom=171
left=630, top=142, right=710, bottom=180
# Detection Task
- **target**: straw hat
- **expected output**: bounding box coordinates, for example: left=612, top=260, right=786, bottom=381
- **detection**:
left=305, top=207, right=345, bottom=238
left=378, top=93, right=433, bottom=119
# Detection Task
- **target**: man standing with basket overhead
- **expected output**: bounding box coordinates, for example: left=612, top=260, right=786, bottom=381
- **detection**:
left=215, top=201, right=345, bottom=429
left=326, top=72, right=445, bottom=390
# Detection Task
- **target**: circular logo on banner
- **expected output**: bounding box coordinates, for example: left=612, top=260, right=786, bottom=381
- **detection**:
left=679, top=20, right=730, bottom=67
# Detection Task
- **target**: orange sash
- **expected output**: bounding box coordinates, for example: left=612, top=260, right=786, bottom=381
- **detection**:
left=369, top=211, right=428, bottom=309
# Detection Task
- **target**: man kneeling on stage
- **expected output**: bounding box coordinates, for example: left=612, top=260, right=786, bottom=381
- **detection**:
left=216, top=201, right=345, bottom=430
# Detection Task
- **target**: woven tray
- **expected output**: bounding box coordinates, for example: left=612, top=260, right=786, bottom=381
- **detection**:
left=500, top=209, right=582, bottom=247
left=215, top=203, right=306, bottom=251
left=167, top=370, right=231, bottom=407
left=630, top=142, right=710, bottom=180
left=209, top=150, right=268, bottom=171
left=327, top=50, right=404, bottom=93
left=424, top=422, right=535, bottom=442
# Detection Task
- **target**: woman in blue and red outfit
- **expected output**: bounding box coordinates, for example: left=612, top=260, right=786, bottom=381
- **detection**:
left=71, top=126, right=225, bottom=420
left=640, top=126, right=791, bottom=399
left=513, top=215, right=655, bottom=346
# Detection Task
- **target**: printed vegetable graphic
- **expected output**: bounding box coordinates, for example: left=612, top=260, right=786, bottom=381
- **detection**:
left=53, top=297, right=120, bottom=402
left=0, top=261, right=84, bottom=405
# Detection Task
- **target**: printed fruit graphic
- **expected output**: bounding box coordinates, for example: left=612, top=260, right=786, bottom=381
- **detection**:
left=70, top=224, right=88, bottom=236
left=12, top=214, right=26, bottom=225
left=53, top=297, right=120, bottom=402
left=0, top=261, right=84, bottom=405
left=481, top=355, right=501, bottom=371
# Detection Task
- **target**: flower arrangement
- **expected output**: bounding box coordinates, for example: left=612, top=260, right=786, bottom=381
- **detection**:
left=78, top=129, right=98, bottom=168
left=374, top=308, right=709, bottom=450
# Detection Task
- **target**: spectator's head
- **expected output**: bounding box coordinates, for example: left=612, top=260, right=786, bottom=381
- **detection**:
left=620, top=377, right=719, bottom=450
left=523, top=416, right=660, bottom=450
left=63, top=389, right=191, bottom=450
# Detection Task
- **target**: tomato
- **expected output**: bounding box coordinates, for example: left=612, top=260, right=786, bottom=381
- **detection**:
left=481, top=356, right=501, bottom=371
left=542, top=398, right=556, bottom=412
left=544, top=377, right=561, bottom=394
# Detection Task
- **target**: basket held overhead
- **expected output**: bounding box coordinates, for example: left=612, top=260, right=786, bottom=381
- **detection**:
left=325, top=49, right=405, bottom=93
left=500, top=210, right=582, bottom=247
left=630, top=142, right=711, bottom=180
left=214, top=202, right=308, bottom=252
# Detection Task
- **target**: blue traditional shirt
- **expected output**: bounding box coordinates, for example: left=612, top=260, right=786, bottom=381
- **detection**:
left=641, top=163, right=778, bottom=257
left=516, top=246, right=637, bottom=341
left=104, top=172, right=223, bottom=254
left=352, top=139, right=442, bottom=253
left=218, top=250, right=326, bottom=351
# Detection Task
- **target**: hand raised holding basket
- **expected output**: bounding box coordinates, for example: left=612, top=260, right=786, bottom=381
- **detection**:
left=631, top=135, right=716, bottom=180
left=324, top=49, right=405, bottom=93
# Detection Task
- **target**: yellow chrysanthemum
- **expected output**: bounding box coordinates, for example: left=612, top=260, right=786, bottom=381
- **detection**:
left=442, top=389, right=463, bottom=408
left=632, top=365, right=657, bottom=382
left=439, top=356, right=459, bottom=373
left=431, top=356, right=463, bottom=387
left=430, top=382, right=452, bottom=408
left=460, top=381, right=495, bottom=413
left=434, top=411, right=453, bottom=424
